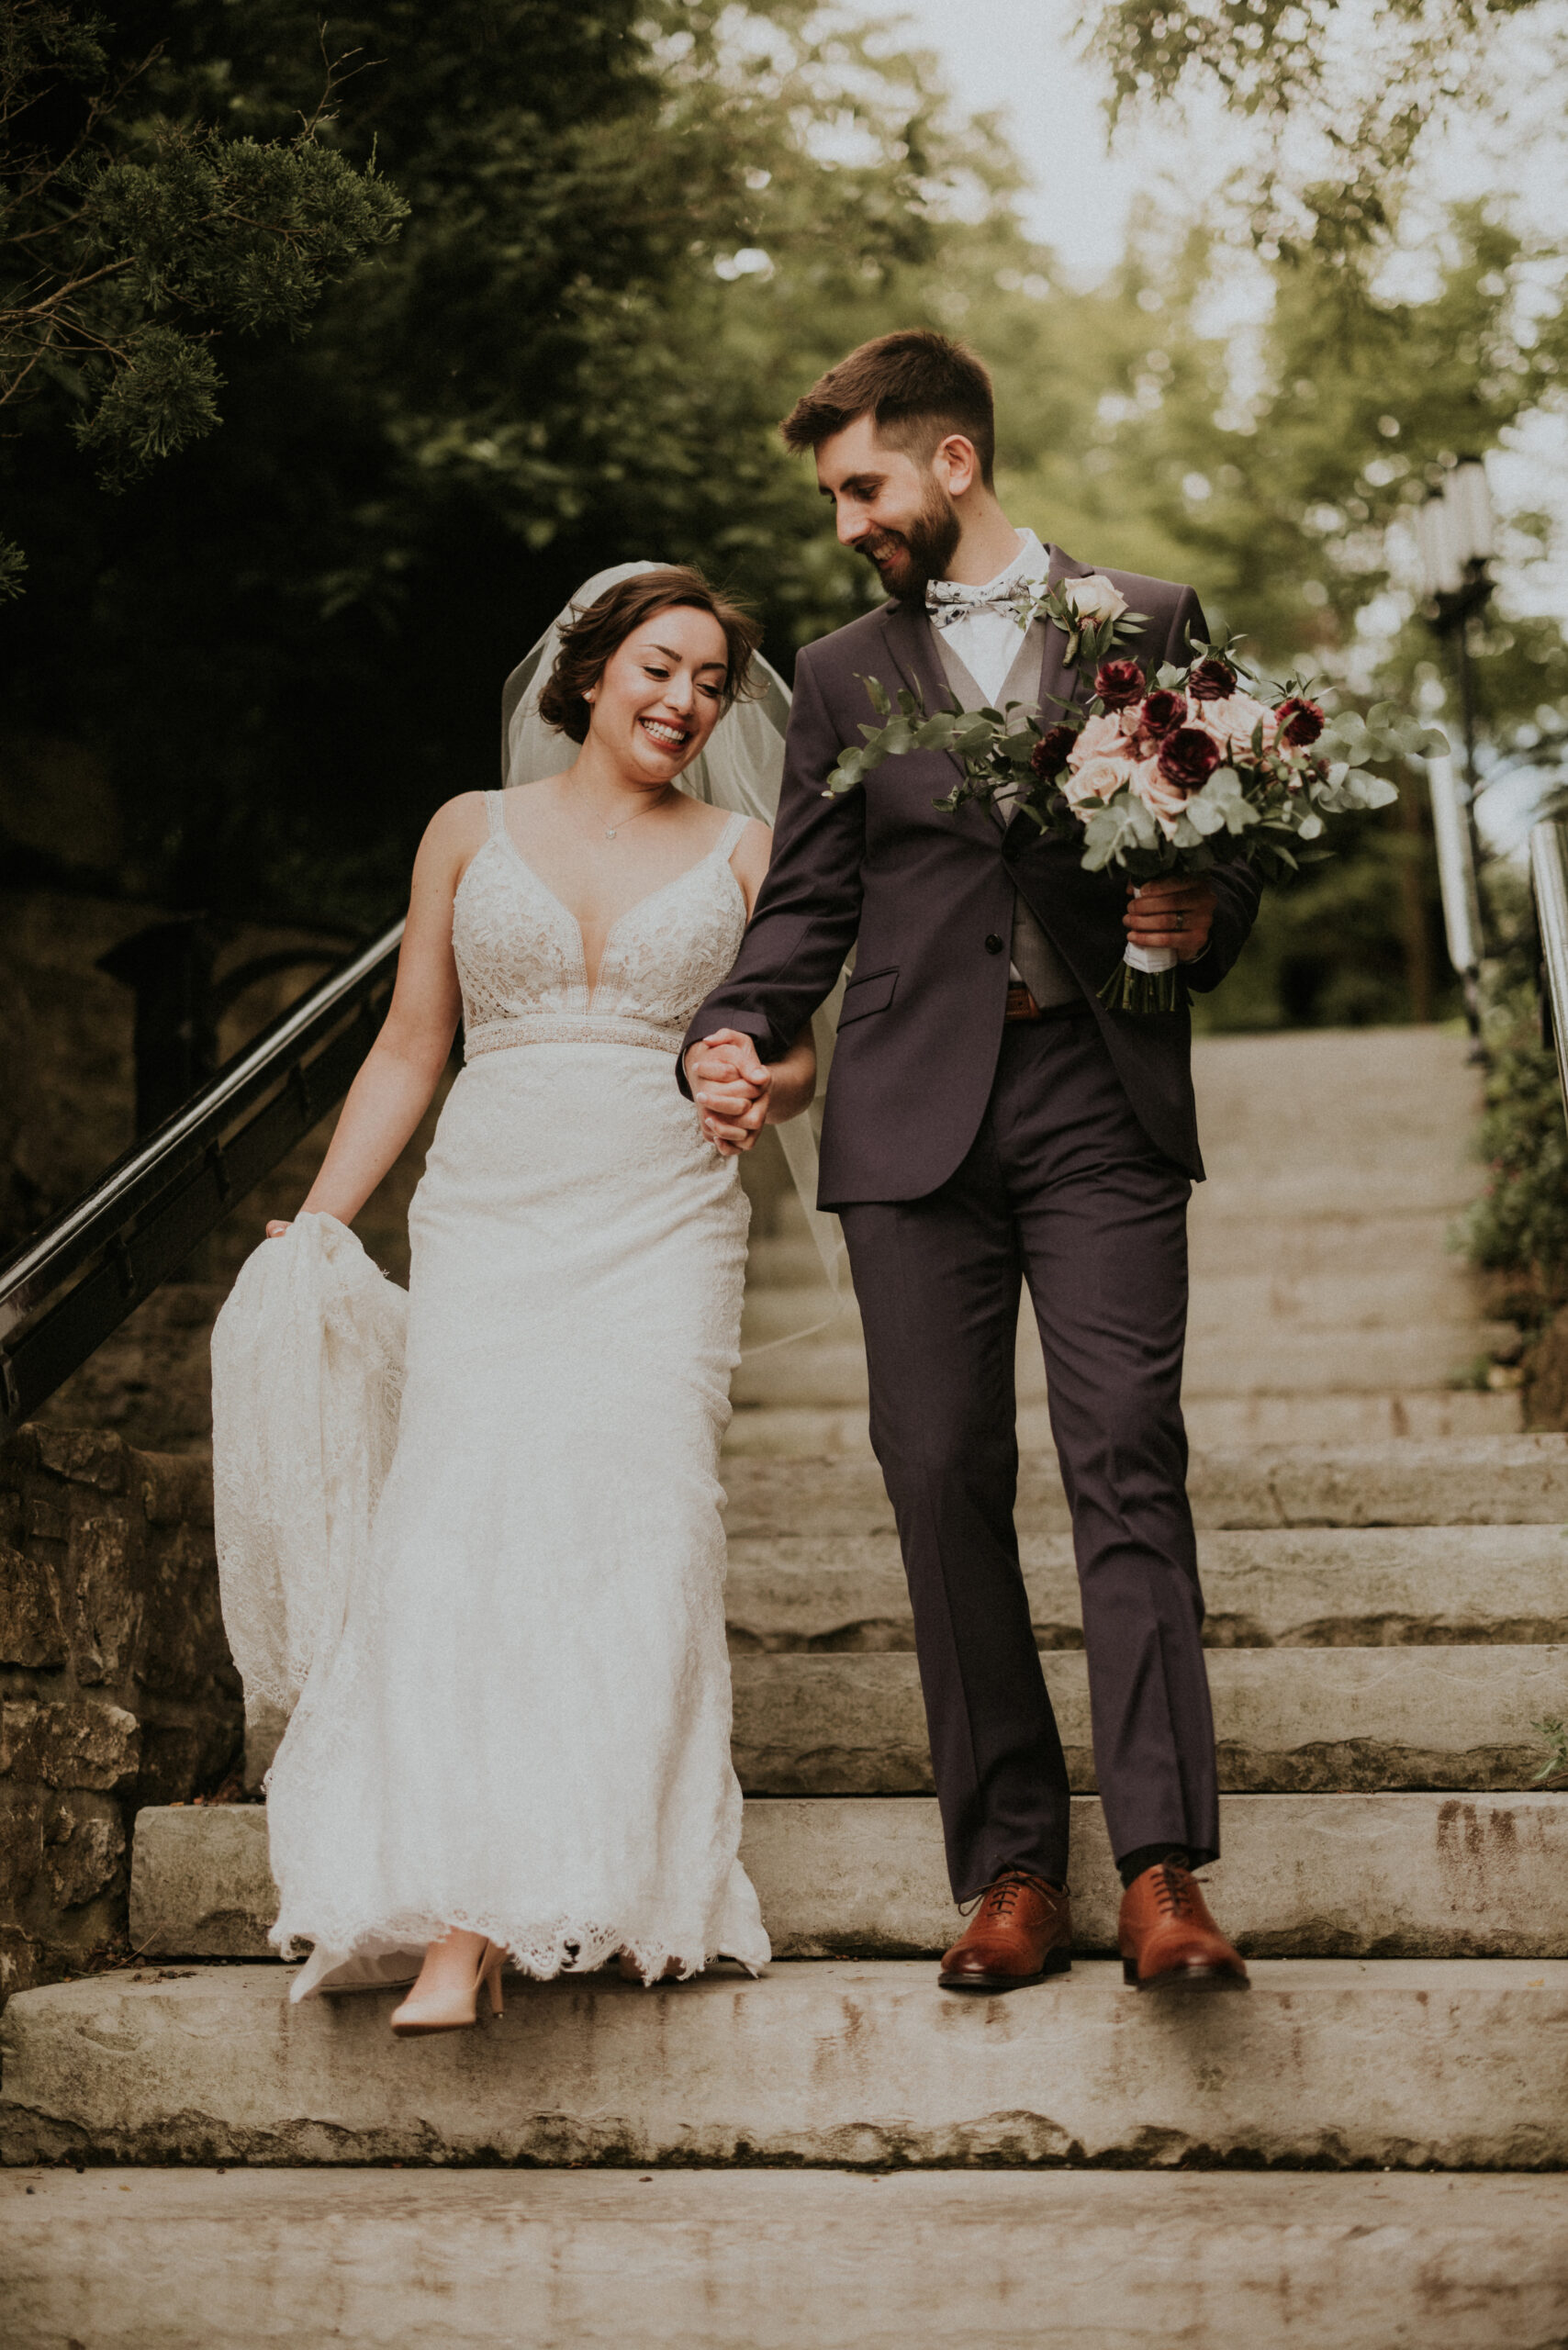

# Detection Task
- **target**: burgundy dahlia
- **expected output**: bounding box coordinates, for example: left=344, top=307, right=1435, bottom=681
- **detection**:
left=1275, top=694, right=1325, bottom=747
left=1158, top=725, right=1224, bottom=794
left=1187, top=655, right=1238, bottom=702
left=1141, top=687, right=1186, bottom=739
left=1030, top=724, right=1076, bottom=778
left=1094, top=658, right=1146, bottom=712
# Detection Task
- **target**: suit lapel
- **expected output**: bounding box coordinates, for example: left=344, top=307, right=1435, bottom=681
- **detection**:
left=872, top=601, right=965, bottom=790
left=1034, top=541, right=1092, bottom=730
left=1005, top=543, right=1092, bottom=847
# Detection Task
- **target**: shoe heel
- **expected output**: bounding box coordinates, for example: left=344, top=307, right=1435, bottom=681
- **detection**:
left=484, top=1948, right=504, bottom=2017
left=1122, top=1956, right=1139, bottom=1986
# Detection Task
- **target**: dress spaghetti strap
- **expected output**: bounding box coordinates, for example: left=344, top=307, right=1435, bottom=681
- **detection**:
left=715, top=809, right=749, bottom=864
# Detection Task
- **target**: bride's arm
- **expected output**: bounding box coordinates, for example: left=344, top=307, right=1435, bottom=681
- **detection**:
left=693, top=819, right=815, bottom=1151
left=265, top=795, right=483, bottom=1233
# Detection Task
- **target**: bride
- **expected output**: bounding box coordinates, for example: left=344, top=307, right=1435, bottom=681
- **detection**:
left=212, top=565, right=814, bottom=2032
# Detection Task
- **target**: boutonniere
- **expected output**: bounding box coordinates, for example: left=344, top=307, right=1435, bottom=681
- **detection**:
left=1018, top=573, right=1147, bottom=671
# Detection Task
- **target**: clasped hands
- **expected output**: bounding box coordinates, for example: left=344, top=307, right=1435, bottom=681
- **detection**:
left=686, top=1030, right=775, bottom=1157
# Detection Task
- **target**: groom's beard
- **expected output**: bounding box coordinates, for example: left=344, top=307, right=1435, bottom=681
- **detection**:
left=857, top=485, right=963, bottom=606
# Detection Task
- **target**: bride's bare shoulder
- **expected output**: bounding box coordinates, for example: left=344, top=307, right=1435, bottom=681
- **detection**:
left=411, top=791, right=490, bottom=887
left=422, top=791, right=490, bottom=853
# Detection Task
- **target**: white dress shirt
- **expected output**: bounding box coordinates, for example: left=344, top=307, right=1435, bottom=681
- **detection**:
left=926, top=528, right=1049, bottom=707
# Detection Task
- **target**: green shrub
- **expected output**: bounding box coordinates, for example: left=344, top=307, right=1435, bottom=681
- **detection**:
left=1460, top=999, right=1568, bottom=1310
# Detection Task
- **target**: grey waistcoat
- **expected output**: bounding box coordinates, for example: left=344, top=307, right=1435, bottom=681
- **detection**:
left=932, top=621, right=1082, bottom=1010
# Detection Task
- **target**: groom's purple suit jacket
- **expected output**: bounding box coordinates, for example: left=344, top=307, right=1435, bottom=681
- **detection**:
left=681, top=544, right=1261, bottom=1204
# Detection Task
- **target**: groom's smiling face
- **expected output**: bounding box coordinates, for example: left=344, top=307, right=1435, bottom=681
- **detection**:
left=814, top=414, right=964, bottom=604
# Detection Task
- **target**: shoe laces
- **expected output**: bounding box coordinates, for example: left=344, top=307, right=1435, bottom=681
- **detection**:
left=959, top=1865, right=1058, bottom=1922
left=1151, top=1863, right=1199, bottom=1919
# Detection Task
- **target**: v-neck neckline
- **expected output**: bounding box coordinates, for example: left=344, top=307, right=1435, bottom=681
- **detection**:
left=491, top=800, right=742, bottom=1001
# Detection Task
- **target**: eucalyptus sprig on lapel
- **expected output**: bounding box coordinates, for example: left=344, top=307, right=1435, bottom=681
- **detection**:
left=823, top=674, right=1051, bottom=818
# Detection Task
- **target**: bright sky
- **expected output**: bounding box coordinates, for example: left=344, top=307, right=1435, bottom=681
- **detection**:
left=885, top=0, right=1226, bottom=281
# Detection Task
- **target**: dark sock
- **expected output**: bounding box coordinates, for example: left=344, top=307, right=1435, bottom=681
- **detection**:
left=1117, top=1843, right=1190, bottom=1890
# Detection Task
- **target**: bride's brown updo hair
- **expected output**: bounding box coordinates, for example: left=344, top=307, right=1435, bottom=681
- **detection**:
left=538, top=565, right=764, bottom=745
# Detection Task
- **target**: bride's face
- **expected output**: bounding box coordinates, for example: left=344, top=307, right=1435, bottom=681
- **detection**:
left=585, top=606, right=730, bottom=785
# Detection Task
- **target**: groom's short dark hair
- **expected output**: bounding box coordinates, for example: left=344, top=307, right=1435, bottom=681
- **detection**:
left=780, top=331, right=995, bottom=485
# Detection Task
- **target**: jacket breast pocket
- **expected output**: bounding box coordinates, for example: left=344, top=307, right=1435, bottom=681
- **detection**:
left=836, top=966, right=898, bottom=1027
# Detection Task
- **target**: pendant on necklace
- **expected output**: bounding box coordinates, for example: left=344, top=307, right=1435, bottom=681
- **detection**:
left=604, top=826, right=617, bottom=840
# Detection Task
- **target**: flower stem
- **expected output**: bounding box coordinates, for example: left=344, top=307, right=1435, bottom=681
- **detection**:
left=1097, top=960, right=1180, bottom=1014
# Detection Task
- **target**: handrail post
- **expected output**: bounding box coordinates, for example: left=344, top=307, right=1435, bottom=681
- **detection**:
left=1529, top=821, right=1568, bottom=1128
left=1428, top=751, right=1485, bottom=1045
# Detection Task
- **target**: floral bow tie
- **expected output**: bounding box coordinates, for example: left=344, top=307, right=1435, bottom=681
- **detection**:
left=925, top=578, right=1036, bottom=631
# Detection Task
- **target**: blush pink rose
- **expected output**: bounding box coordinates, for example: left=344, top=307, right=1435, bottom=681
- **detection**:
left=1129, top=760, right=1194, bottom=838
left=1063, top=753, right=1136, bottom=806
left=1201, top=689, right=1275, bottom=755
left=1068, top=709, right=1136, bottom=768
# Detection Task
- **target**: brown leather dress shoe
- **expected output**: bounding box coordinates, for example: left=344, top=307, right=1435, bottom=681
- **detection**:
left=938, top=1867, right=1072, bottom=1992
left=1118, top=1861, right=1249, bottom=1991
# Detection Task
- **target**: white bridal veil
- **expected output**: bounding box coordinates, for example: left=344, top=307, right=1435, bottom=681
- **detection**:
left=498, top=560, right=844, bottom=1295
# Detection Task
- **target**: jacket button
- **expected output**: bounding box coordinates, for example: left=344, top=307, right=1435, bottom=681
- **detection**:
left=984, top=934, right=1004, bottom=955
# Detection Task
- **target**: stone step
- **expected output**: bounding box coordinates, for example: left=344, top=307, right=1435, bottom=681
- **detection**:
left=724, top=1524, right=1568, bottom=1651
left=742, top=1265, right=1488, bottom=1346
left=129, top=1793, right=1568, bottom=1964
left=5, top=1957, right=1565, bottom=2171
left=6, top=2167, right=1566, bottom=2350
left=724, top=1390, right=1526, bottom=1456
left=727, top=1647, right=1567, bottom=1794
left=732, top=1326, right=1509, bottom=1411
left=720, top=1438, right=1568, bottom=1538
left=748, top=1212, right=1470, bottom=1292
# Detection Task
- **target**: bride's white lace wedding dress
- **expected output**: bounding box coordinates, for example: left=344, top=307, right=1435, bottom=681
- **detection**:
left=213, top=789, right=770, bottom=1998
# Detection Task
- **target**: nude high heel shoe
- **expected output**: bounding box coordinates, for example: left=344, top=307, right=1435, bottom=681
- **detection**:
left=390, top=1940, right=504, bottom=2036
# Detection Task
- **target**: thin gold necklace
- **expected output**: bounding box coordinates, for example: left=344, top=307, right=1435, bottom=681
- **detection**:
left=575, top=784, right=675, bottom=844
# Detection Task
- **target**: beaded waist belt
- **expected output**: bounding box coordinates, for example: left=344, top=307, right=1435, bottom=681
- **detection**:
left=465, top=1012, right=686, bottom=1059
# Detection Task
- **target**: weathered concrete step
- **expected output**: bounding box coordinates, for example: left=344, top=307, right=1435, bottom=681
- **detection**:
left=6, top=2168, right=1566, bottom=2350
left=743, top=1266, right=1488, bottom=1347
left=721, top=1437, right=1568, bottom=1538
left=748, top=1210, right=1470, bottom=1290
left=130, top=1793, right=1568, bottom=1964
left=729, top=1647, right=1568, bottom=1793
left=5, top=1958, right=1565, bottom=2171
left=733, top=1326, right=1509, bottom=1410
left=724, top=1390, right=1525, bottom=1454
left=724, top=1525, right=1568, bottom=1650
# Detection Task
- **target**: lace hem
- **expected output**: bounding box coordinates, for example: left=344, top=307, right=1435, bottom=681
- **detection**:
left=465, top=1012, right=685, bottom=1058
left=278, top=1904, right=770, bottom=1998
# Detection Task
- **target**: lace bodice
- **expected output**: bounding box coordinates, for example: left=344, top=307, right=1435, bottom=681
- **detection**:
left=454, top=790, right=750, bottom=1058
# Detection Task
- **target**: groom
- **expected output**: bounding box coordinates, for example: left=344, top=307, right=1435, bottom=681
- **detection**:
left=682, top=330, right=1259, bottom=1994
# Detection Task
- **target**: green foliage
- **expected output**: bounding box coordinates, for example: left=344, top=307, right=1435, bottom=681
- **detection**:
left=1531, top=1715, right=1568, bottom=1785
left=1459, top=996, right=1568, bottom=1309
left=0, top=1, right=405, bottom=538
left=1087, top=0, right=1553, bottom=274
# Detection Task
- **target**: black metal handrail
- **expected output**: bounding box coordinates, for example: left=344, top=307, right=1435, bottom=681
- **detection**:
left=0, top=921, right=405, bottom=1434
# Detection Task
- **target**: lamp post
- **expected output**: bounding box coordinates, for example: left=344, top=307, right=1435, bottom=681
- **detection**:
left=1414, top=457, right=1495, bottom=1037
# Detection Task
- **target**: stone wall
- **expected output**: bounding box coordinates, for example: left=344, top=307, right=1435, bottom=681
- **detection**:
left=0, top=1426, right=241, bottom=2002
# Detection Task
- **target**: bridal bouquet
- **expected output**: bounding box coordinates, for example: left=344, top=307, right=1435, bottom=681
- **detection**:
left=825, top=579, right=1439, bottom=1011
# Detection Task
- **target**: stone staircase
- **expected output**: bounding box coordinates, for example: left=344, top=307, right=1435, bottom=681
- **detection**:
left=6, top=1024, right=1568, bottom=2347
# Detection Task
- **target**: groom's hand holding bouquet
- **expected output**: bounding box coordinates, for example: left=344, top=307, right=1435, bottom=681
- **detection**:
left=825, top=574, right=1439, bottom=1012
